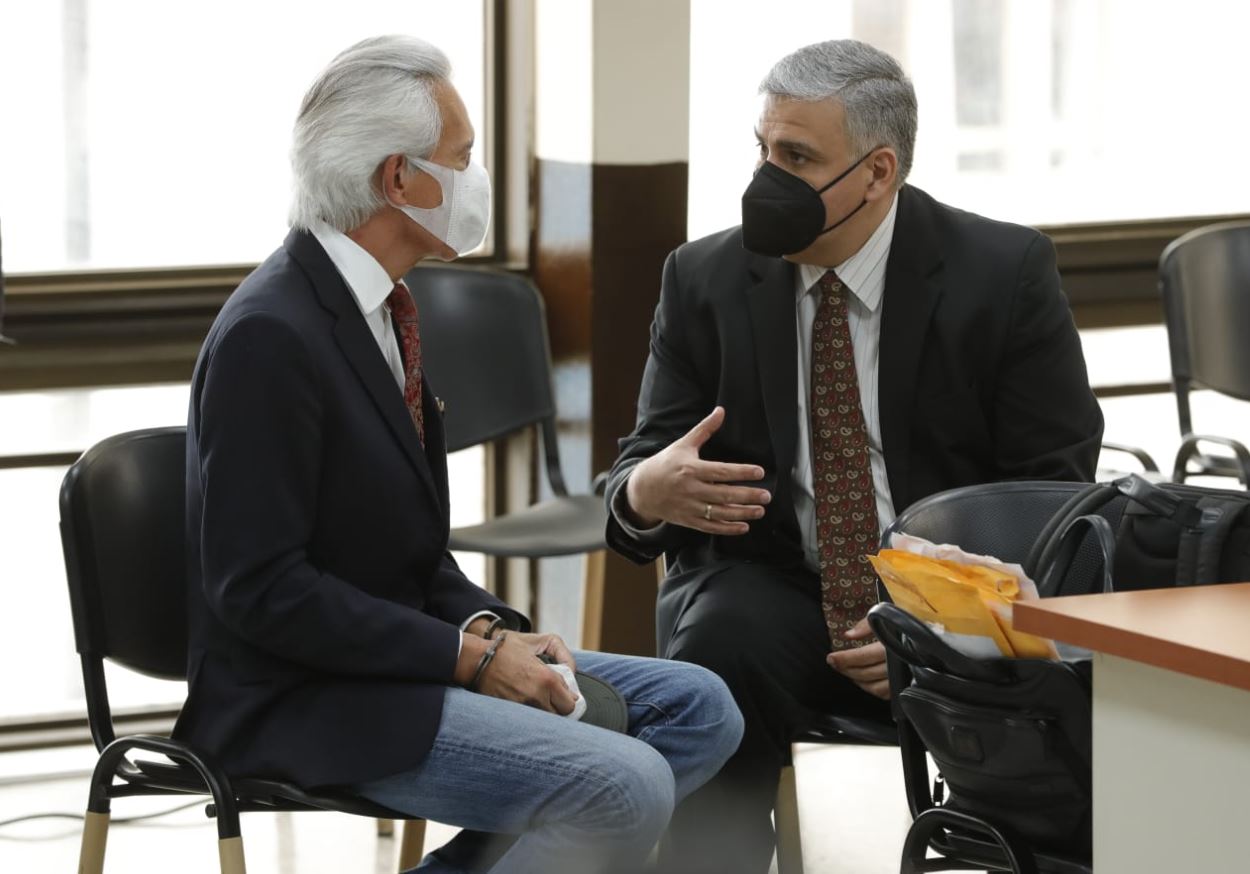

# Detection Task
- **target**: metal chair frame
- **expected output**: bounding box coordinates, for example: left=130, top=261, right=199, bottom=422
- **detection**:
left=61, top=427, right=425, bottom=874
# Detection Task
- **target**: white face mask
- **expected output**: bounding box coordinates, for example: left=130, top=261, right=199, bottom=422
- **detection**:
left=393, top=157, right=492, bottom=256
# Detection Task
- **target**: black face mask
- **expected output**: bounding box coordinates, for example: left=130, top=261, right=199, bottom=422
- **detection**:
left=741, top=151, right=873, bottom=257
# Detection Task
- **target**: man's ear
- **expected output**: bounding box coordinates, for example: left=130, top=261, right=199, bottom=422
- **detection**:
left=866, top=148, right=899, bottom=199
left=379, top=154, right=413, bottom=205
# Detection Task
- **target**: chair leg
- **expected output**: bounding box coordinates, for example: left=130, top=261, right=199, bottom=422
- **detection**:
left=775, top=763, right=804, bottom=874
left=217, top=835, right=247, bottom=874
left=398, top=819, right=427, bottom=872
left=580, top=549, right=607, bottom=651
left=78, top=810, right=110, bottom=874
left=377, top=818, right=395, bottom=837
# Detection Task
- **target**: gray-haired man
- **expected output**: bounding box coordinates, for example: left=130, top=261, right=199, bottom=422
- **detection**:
left=176, top=35, right=742, bottom=874
left=606, top=39, right=1103, bottom=873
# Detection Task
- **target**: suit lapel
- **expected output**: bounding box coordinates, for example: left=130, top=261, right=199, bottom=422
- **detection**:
left=878, top=186, right=944, bottom=510
left=284, top=230, right=442, bottom=511
left=746, top=255, right=800, bottom=495
left=421, top=376, right=451, bottom=523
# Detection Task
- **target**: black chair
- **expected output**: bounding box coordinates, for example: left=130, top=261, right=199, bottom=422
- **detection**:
left=402, top=265, right=609, bottom=639
left=879, top=480, right=1098, bottom=874
left=60, top=427, right=424, bottom=874
left=1159, top=220, right=1250, bottom=485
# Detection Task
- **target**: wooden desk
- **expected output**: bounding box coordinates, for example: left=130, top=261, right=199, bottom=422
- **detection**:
left=1015, top=583, right=1250, bottom=873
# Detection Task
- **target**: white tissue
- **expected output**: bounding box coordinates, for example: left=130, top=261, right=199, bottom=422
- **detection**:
left=548, top=663, right=587, bottom=721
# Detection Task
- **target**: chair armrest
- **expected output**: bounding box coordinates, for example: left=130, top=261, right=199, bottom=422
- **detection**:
left=1172, top=434, right=1250, bottom=485
left=1100, top=441, right=1160, bottom=473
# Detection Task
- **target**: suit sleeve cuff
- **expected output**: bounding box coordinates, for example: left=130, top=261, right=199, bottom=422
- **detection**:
left=610, top=479, right=670, bottom=544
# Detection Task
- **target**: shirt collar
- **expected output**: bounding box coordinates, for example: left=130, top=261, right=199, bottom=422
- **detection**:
left=796, top=192, right=899, bottom=313
left=309, top=222, right=397, bottom=318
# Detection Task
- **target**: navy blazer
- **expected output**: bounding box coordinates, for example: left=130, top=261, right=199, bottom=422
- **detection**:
left=173, top=230, right=525, bottom=788
left=605, top=185, right=1104, bottom=653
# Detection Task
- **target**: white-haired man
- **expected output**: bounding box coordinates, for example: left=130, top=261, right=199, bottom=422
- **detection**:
left=174, top=35, right=743, bottom=874
left=606, top=39, right=1103, bottom=873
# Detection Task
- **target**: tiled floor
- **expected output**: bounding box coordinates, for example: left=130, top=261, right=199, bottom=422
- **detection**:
left=0, top=742, right=913, bottom=873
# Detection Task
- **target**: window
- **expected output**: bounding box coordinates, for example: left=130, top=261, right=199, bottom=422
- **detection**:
left=688, top=0, right=1250, bottom=238
left=0, top=384, right=486, bottom=723
left=0, top=1, right=487, bottom=273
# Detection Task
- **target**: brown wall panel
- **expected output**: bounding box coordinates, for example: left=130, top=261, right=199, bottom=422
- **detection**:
left=589, top=161, right=688, bottom=475
left=587, top=161, right=688, bottom=657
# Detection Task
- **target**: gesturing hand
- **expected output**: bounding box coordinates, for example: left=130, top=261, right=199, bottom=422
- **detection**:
left=624, top=406, right=771, bottom=535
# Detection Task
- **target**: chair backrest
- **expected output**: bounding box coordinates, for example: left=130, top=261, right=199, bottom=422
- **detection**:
left=1159, top=221, right=1250, bottom=433
left=404, top=266, right=556, bottom=446
left=884, top=480, right=1106, bottom=594
left=403, top=265, right=569, bottom=494
left=60, top=427, right=188, bottom=682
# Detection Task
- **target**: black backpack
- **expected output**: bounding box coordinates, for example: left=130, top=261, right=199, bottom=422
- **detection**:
left=1029, top=474, right=1250, bottom=596
left=873, top=474, right=1250, bottom=865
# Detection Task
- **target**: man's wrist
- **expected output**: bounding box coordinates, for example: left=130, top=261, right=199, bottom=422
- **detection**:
left=469, top=632, right=508, bottom=692
left=482, top=616, right=508, bottom=640
left=464, top=616, right=494, bottom=638
left=454, top=633, right=490, bottom=686
left=623, top=469, right=662, bottom=529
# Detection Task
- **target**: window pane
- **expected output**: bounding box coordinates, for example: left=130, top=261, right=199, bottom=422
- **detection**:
left=688, top=0, right=1250, bottom=238
left=0, top=384, right=484, bottom=722
left=0, top=1, right=485, bottom=273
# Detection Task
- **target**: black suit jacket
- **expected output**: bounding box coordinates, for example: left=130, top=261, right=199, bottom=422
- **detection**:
left=605, top=186, right=1103, bottom=651
left=173, top=230, right=525, bottom=788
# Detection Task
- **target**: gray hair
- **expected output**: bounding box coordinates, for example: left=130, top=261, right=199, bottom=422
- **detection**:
left=760, top=40, right=917, bottom=186
left=289, top=35, right=451, bottom=232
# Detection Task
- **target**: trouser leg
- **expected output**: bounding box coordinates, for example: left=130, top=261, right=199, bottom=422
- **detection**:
left=352, top=651, right=741, bottom=874
left=659, top=563, right=888, bottom=874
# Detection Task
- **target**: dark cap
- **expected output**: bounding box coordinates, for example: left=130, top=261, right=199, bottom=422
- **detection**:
left=573, top=670, right=628, bottom=733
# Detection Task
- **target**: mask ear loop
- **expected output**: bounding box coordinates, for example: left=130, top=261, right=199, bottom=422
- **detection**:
left=814, top=147, right=877, bottom=195
left=391, top=157, right=449, bottom=211
left=817, top=198, right=869, bottom=235
left=813, top=147, right=881, bottom=235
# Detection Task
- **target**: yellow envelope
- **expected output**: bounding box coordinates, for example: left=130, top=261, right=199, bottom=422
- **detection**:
left=868, top=550, right=1057, bottom=659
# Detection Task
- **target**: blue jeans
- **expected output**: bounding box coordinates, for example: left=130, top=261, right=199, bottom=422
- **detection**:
left=351, top=650, right=744, bottom=874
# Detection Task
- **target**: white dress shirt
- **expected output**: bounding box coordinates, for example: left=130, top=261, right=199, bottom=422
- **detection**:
left=310, top=223, right=496, bottom=654
left=310, top=222, right=406, bottom=390
left=793, top=193, right=899, bottom=571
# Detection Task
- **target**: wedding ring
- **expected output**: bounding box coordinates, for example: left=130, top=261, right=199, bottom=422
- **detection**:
left=704, top=502, right=713, bottom=521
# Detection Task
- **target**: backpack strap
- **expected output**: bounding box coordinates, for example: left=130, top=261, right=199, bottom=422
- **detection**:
left=1114, top=474, right=1201, bottom=522
left=1037, top=513, right=1117, bottom=597
left=1110, top=476, right=1209, bottom=587
left=1027, top=482, right=1119, bottom=582
left=1183, top=497, right=1247, bottom=586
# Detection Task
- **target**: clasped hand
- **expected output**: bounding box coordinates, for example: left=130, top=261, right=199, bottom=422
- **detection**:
left=456, top=630, right=579, bottom=715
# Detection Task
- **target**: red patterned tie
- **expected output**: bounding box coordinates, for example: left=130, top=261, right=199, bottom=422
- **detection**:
left=386, top=283, right=425, bottom=444
left=810, top=271, right=879, bottom=649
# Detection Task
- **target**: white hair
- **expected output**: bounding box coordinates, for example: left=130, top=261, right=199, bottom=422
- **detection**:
left=760, top=39, right=918, bottom=186
left=289, top=35, right=451, bottom=232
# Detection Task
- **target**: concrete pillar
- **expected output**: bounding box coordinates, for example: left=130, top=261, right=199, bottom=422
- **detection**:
left=532, top=0, right=690, bottom=655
